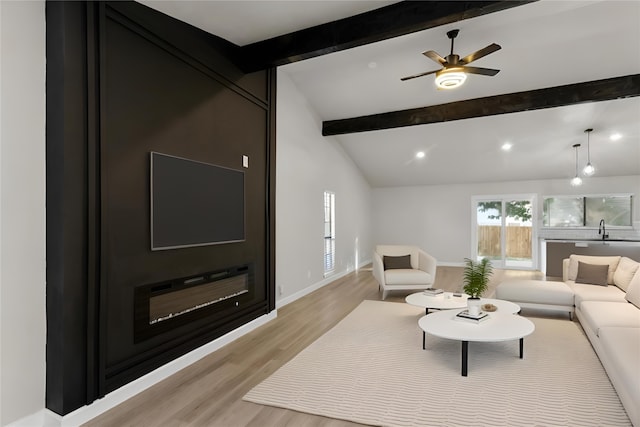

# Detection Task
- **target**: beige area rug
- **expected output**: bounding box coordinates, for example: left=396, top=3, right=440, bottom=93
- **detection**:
left=244, top=300, right=630, bottom=426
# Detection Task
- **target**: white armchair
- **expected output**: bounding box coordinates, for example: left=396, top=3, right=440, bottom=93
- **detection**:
left=372, top=245, right=437, bottom=300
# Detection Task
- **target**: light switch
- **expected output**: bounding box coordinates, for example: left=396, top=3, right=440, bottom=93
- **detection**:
left=242, top=155, right=249, bottom=168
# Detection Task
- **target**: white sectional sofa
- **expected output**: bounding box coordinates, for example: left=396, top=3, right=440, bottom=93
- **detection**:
left=563, top=255, right=640, bottom=427
left=497, top=254, right=640, bottom=426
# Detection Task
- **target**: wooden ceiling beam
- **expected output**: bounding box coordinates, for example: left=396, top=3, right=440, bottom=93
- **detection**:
left=322, top=74, right=640, bottom=136
left=238, top=1, right=535, bottom=72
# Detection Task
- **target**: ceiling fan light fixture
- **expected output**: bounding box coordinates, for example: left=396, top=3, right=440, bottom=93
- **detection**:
left=435, top=68, right=466, bottom=89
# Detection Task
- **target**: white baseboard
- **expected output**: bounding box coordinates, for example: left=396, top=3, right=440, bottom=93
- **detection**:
left=276, top=259, right=371, bottom=309
left=437, top=261, right=466, bottom=267
left=6, top=409, right=61, bottom=427
left=275, top=260, right=470, bottom=309
left=33, top=310, right=277, bottom=427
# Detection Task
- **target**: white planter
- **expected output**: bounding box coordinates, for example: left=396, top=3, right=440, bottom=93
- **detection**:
left=467, top=297, right=482, bottom=316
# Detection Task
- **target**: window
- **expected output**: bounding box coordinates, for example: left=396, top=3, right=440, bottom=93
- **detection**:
left=543, top=197, right=583, bottom=227
left=543, top=194, right=632, bottom=227
left=323, top=191, right=335, bottom=275
left=585, top=196, right=632, bottom=227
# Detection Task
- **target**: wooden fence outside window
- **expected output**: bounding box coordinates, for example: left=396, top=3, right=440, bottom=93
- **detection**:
left=477, top=225, right=532, bottom=258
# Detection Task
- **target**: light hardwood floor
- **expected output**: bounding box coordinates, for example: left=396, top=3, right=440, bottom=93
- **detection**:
left=84, top=266, right=548, bottom=427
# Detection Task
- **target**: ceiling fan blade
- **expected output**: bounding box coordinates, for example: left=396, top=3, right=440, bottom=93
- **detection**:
left=422, top=50, right=446, bottom=65
left=462, top=66, right=500, bottom=76
left=459, top=43, right=501, bottom=65
left=400, top=69, right=439, bottom=81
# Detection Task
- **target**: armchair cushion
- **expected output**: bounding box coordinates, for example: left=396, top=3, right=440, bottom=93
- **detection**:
left=385, top=269, right=432, bottom=286
left=383, top=255, right=412, bottom=270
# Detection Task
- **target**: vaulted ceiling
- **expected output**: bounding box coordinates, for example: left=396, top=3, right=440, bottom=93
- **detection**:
left=140, top=0, right=640, bottom=187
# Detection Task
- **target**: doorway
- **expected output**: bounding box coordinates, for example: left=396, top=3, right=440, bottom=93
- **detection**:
left=472, top=195, right=536, bottom=269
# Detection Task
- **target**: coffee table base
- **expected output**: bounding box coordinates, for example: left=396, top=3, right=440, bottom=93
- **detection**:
left=423, top=333, right=525, bottom=376
left=419, top=307, right=534, bottom=377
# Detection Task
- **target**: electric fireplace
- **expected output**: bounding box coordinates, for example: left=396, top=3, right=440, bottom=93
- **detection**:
left=134, top=264, right=254, bottom=342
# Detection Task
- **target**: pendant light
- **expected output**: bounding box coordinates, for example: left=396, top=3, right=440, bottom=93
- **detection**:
left=570, top=143, right=582, bottom=186
left=583, top=128, right=595, bottom=176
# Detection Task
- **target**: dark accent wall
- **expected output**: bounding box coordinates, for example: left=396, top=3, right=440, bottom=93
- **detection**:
left=46, top=1, right=276, bottom=415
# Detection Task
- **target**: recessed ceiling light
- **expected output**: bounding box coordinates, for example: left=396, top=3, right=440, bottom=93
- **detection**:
left=610, top=133, right=622, bottom=141
left=501, top=143, right=512, bottom=151
left=368, top=62, right=377, bottom=69
left=416, top=151, right=426, bottom=159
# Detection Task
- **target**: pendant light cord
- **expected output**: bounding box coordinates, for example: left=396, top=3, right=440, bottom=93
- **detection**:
left=585, top=128, right=592, bottom=163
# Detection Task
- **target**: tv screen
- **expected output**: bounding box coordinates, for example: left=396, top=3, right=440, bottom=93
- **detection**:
left=151, top=152, right=245, bottom=250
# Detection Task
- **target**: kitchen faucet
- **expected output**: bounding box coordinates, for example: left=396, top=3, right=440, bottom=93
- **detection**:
left=598, top=219, right=609, bottom=241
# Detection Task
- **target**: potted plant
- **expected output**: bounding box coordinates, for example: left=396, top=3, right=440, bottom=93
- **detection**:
left=462, top=257, right=493, bottom=315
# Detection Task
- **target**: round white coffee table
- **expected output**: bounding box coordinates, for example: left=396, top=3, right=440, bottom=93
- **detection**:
left=418, top=308, right=534, bottom=376
left=413, top=297, right=522, bottom=351
left=405, top=292, right=469, bottom=314
left=406, top=293, right=521, bottom=315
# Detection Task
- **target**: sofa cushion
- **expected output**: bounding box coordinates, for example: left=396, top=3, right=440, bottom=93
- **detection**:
left=598, top=327, right=640, bottom=427
left=614, top=257, right=640, bottom=292
left=599, top=327, right=640, bottom=386
left=625, top=269, right=640, bottom=309
left=575, top=261, right=609, bottom=286
left=579, top=301, right=640, bottom=336
left=496, top=280, right=574, bottom=305
left=568, top=255, right=620, bottom=285
left=383, top=255, right=412, bottom=270
left=568, top=282, right=627, bottom=308
left=384, top=269, right=432, bottom=286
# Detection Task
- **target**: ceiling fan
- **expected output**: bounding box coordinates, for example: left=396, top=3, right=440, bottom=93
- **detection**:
left=401, top=29, right=501, bottom=89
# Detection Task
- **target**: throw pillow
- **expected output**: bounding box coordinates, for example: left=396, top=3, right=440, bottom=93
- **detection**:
left=568, top=255, right=620, bottom=284
left=383, top=255, right=412, bottom=270
left=613, top=257, right=640, bottom=292
left=625, top=269, right=640, bottom=309
left=575, top=261, right=609, bottom=286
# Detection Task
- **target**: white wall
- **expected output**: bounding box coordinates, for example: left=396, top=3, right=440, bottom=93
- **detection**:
left=276, top=70, right=372, bottom=303
left=373, top=175, right=640, bottom=266
left=0, top=1, right=47, bottom=425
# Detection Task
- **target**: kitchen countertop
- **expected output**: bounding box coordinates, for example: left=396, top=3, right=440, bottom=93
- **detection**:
left=542, top=239, right=640, bottom=245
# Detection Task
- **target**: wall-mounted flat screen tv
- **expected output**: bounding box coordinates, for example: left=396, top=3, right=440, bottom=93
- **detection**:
left=151, top=152, right=245, bottom=250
